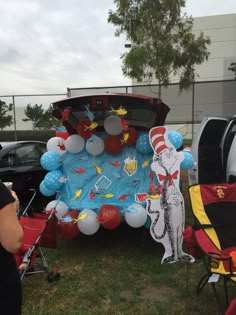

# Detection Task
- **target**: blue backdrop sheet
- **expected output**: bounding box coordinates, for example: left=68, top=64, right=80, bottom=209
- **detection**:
left=56, top=131, right=158, bottom=213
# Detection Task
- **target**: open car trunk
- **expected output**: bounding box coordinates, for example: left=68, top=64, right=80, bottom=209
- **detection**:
left=49, top=93, right=170, bottom=213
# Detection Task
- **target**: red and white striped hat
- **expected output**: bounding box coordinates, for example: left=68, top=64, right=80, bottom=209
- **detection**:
left=149, top=126, right=168, bottom=155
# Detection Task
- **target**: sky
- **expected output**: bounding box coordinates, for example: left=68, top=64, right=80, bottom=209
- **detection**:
left=1, top=0, right=236, bottom=97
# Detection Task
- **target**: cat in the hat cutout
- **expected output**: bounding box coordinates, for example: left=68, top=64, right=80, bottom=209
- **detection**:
left=146, top=126, right=194, bottom=264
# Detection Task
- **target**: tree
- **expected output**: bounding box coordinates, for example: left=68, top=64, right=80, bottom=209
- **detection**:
left=228, top=61, right=236, bottom=79
left=0, top=100, right=13, bottom=130
left=108, top=0, right=210, bottom=98
left=23, top=104, right=60, bottom=130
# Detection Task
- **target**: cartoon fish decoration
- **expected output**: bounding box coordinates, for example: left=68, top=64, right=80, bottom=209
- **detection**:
left=73, top=189, right=82, bottom=201
left=94, top=163, right=102, bottom=174
left=118, top=194, right=131, bottom=201
left=57, top=143, right=66, bottom=151
left=84, top=104, right=95, bottom=122
left=98, top=215, right=110, bottom=222
left=61, top=108, right=70, bottom=121
left=89, top=189, right=96, bottom=200
left=142, top=158, right=151, bottom=168
left=99, top=193, right=114, bottom=199
left=109, top=161, right=121, bottom=167
left=53, top=126, right=67, bottom=132
left=85, top=121, right=98, bottom=131
left=72, top=168, right=86, bottom=174
left=113, top=172, right=123, bottom=180
left=121, top=118, right=128, bottom=130
left=59, top=176, right=69, bottom=183
left=127, top=207, right=137, bottom=214
left=149, top=170, right=154, bottom=182
left=75, top=213, right=88, bottom=222
left=121, top=132, right=129, bottom=144
left=110, top=106, right=127, bottom=116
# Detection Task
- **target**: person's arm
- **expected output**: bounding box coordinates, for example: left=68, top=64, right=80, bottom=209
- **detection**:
left=0, top=188, right=23, bottom=254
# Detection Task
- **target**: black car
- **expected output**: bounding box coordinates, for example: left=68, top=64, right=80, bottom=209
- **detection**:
left=0, top=141, right=52, bottom=212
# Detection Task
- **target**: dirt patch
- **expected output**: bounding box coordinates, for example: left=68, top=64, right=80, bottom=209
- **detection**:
left=140, top=285, right=177, bottom=302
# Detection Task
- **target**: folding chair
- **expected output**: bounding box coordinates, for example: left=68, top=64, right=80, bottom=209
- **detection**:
left=188, top=183, right=236, bottom=313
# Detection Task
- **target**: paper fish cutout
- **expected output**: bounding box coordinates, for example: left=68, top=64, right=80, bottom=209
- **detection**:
left=76, top=213, right=88, bottom=222
left=111, top=106, right=127, bottom=116
left=118, top=194, right=131, bottom=201
left=94, top=163, right=102, bottom=174
left=85, top=121, right=98, bottom=131
left=84, top=104, right=95, bottom=121
left=121, top=118, right=128, bottom=130
left=61, top=108, right=70, bottom=121
left=142, top=158, right=152, bottom=168
left=89, top=189, right=96, bottom=200
left=109, top=161, right=121, bottom=167
left=99, top=193, right=114, bottom=199
left=73, top=189, right=82, bottom=201
left=72, top=168, right=86, bottom=174
left=121, top=132, right=129, bottom=144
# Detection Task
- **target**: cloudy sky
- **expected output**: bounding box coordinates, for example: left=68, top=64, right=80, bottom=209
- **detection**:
left=1, top=0, right=236, bottom=96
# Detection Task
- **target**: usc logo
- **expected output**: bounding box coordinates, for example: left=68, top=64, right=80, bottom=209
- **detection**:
left=214, top=185, right=227, bottom=199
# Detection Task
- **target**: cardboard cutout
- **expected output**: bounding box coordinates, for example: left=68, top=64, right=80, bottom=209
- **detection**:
left=147, top=126, right=194, bottom=264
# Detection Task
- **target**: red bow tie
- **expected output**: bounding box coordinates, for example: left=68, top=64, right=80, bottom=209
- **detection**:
left=158, top=170, right=179, bottom=186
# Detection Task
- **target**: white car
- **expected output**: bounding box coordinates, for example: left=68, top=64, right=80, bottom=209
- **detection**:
left=188, top=115, right=236, bottom=185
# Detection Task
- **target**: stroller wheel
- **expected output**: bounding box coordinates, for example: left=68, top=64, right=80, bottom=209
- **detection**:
left=47, top=270, right=60, bottom=282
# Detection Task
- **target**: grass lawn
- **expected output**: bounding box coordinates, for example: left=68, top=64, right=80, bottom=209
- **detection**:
left=21, top=171, right=236, bottom=315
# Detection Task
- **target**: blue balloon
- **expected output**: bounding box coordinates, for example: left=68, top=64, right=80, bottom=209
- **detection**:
left=168, top=131, right=183, bottom=150
left=180, top=151, right=194, bottom=170
left=39, top=181, right=56, bottom=197
left=40, top=151, right=62, bottom=171
left=44, top=170, right=63, bottom=191
left=136, top=133, right=153, bottom=154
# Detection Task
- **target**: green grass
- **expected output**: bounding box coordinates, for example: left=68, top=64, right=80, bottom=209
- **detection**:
left=21, top=172, right=236, bottom=315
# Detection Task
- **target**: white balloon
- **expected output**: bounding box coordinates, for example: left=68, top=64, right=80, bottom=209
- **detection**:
left=65, top=134, right=85, bottom=154
left=45, top=200, right=69, bottom=219
left=86, top=136, right=104, bottom=156
left=125, top=203, right=147, bottom=228
left=104, top=115, right=123, bottom=135
left=47, top=137, right=66, bottom=155
left=77, top=209, right=100, bottom=235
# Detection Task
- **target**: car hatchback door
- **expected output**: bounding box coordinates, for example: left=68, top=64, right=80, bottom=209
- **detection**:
left=188, top=117, right=229, bottom=185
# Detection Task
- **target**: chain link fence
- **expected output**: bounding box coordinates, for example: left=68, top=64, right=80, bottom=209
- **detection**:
left=1, top=79, right=235, bottom=140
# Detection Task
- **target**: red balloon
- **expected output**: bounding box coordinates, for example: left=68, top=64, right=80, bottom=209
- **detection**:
left=104, top=135, right=122, bottom=154
left=77, top=119, right=96, bottom=139
left=97, top=204, right=121, bottom=230
left=59, top=210, right=80, bottom=239
left=56, top=130, right=70, bottom=140
left=123, top=127, right=138, bottom=146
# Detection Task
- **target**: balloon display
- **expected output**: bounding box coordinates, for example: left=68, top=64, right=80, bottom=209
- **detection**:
left=180, top=151, right=194, bottom=170
left=47, top=137, right=66, bottom=155
left=97, top=204, right=121, bottom=230
left=77, top=209, right=100, bottom=235
left=44, top=170, right=63, bottom=191
left=104, top=115, right=123, bottom=135
left=136, top=133, right=153, bottom=154
left=168, top=131, right=183, bottom=150
left=65, top=135, right=85, bottom=154
left=125, top=203, right=147, bottom=228
left=40, top=151, right=62, bottom=171
left=45, top=200, right=69, bottom=219
left=59, top=210, right=80, bottom=239
left=39, top=181, right=56, bottom=197
left=86, top=136, right=104, bottom=156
